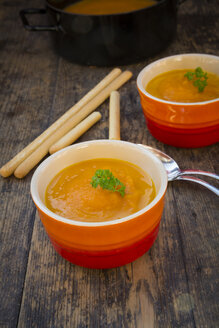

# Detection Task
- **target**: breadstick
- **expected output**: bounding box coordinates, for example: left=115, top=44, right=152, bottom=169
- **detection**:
left=14, top=70, right=132, bottom=178
left=14, top=106, right=98, bottom=178
left=109, top=91, right=120, bottom=140
left=49, top=112, right=101, bottom=154
left=0, top=68, right=121, bottom=177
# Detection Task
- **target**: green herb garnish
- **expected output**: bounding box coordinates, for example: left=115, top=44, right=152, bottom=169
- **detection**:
left=184, top=67, right=208, bottom=92
left=91, top=169, right=126, bottom=197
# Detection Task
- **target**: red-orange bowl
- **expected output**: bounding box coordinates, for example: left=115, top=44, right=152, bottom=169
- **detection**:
left=30, top=140, right=167, bottom=268
left=137, top=54, right=219, bottom=147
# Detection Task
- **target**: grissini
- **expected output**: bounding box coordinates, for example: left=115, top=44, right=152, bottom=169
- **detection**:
left=14, top=70, right=133, bottom=178
left=0, top=68, right=121, bottom=177
left=109, top=91, right=120, bottom=140
left=49, top=112, right=101, bottom=154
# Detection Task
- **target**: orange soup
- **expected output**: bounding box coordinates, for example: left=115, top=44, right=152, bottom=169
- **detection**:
left=45, top=159, right=156, bottom=222
left=146, top=69, right=219, bottom=103
left=64, top=0, right=156, bottom=15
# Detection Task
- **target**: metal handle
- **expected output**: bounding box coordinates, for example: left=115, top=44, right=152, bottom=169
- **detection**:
left=179, top=170, right=219, bottom=180
left=175, top=175, right=219, bottom=196
left=19, top=8, right=59, bottom=32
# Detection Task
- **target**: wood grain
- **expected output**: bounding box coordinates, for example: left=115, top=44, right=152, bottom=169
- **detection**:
left=0, top=0, right=218, bottom=327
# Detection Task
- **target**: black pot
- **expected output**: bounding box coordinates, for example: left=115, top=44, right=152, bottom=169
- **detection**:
left=20, top=0, right=181, bottom=66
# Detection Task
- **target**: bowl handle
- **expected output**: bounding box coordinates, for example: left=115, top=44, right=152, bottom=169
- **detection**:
left=19, top=8, right=59, bottom=32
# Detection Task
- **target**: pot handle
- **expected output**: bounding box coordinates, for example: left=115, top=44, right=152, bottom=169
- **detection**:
left=20, top=8, right=59, bottom=31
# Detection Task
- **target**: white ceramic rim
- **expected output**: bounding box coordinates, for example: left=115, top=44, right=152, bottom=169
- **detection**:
left=137, top=53, right=219, bottom=106
left=31, top=140, right=168, bottom=227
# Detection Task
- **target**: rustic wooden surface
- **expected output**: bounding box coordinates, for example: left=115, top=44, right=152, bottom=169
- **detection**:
left=0, top=0, right=219, bottom=327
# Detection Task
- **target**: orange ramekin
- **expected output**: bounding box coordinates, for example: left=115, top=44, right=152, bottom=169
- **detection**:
left=31, top=140, right=167, bottom=268
left=137, top=54, right=219, bottom=147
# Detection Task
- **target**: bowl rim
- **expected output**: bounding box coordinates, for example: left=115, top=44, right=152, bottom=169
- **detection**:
left=31, top=140, right=168, bottom=227
left=137, top=53, right=219, bottom=106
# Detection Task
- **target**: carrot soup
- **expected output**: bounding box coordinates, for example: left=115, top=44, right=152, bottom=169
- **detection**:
left=45, top=158, right=156, bottom=222
left=64, top=0, right=157, bottom=15
left=146, top=69, right=219, bottom=103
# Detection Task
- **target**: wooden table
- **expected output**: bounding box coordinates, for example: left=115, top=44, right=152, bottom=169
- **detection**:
left=0, top=1, right=218, bottom=327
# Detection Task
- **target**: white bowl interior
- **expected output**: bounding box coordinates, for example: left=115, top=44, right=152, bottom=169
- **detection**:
left=31, top=140, right=167, bottom=226
left=137, top=54, right=219, bottom=104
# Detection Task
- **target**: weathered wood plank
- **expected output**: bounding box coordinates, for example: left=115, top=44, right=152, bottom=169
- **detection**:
left=0, top=0, right=219, bottom=327
left=0, top=1, right=60, bottom=327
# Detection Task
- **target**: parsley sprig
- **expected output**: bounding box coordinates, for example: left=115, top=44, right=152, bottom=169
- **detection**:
left=184, top=67, right=208, bottom=92
left=91, top=169, right=126, bottom=197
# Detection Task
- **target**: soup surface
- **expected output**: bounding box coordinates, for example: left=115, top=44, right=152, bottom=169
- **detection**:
left=45, top=159, right=156, bottom=222
left=146, top=69, right=219, bottom=103
left=64, top=0, right=156, bottom=15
